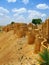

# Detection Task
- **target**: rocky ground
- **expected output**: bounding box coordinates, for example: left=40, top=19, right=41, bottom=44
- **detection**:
left=0, top=30, right=39, bottom=65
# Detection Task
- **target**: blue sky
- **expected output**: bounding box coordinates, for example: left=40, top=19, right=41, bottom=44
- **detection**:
left=0, top=0, right=49, bottom=25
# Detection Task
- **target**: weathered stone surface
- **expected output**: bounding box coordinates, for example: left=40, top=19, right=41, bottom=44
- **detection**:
left=26, top=30, right=35, bottom=44
left=34, top=35, right=43, bottom=54
left=42, top=19, right=49, bottom=41
left=0, top=31, right=39, bottom=65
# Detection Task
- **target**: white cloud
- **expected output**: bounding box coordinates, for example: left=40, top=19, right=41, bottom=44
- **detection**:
left=12, top=15, right=26, bottom=23
left=0, top=7, right=10, bottom=25
left=0, top=7, right=47, bottom=25
left=36, top=3, right=49, bottom=9
left=0, top=7, right=9, bottom=14
left=22, top=0, right=29, bottom=4
left=0, top=7, right=9, bottom=23
left=13, top=13, right=19, bottom=17
left=41, top=14, right=46, bottom=17
left=7, top=0, right=16, bottom=2
left=27, top=10, right=46, bottom=21
left=0, top=13, right=4, bottom=16
left=12, top=8, right=27, bottom=17
left=12, top=8, right=27, bottom=13
left=12, top=8, right=46, bottom=23
left=0, top=15, right=11, bottom=25
left=12, top=8, right=27, bottom=23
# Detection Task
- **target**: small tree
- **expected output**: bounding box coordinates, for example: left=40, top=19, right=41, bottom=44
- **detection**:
left=11, top=21, right=15, bottom=24
left=32, top=18, right=42, bottom=25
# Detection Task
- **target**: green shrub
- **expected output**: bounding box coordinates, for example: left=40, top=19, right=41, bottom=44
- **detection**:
left=38, top=48, right=49, bottom=65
